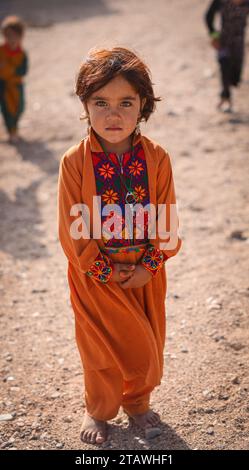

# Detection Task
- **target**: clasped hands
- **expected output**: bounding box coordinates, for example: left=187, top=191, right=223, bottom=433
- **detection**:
left=111, top=262, right=152, bottom=289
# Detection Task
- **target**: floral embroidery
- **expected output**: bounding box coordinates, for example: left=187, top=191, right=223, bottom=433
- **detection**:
left=86, top=253, right=114, bottom=283
left=133, top=185, right=146, bottom=203
left=128, top=160, right=144, bottom=177
left=92, top=142, right=150, bottom=248
left=102, top=189, right=119, bottom=204
left=141, top=244, right=168, bottom=277
left=98, top=162, right=115, bottom=180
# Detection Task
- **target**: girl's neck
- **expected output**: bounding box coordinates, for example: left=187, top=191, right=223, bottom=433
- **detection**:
left=93, top=130, right=134, bottom=154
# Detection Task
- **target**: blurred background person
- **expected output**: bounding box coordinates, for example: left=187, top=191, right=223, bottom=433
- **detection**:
left=0, top=15, right=28, bottom=143
left=205, top=0, right=249, bottom=112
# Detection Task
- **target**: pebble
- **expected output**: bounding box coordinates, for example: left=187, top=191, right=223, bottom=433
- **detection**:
left=218, top=393, right=229, bottom=401
left=145, top=427, right=162, bottom=440
left=231, top=376, right=240, bottom=385
left=206, top=427, right=214, bottom=435
left=0, top=414, right=14, bottom=422
left=50, top=392, right=60, bottom=399
left=63, top=416, right=72, bottom=423
left=206, top=297, right=222, bottom=311
left=56, top=443, right=64, bottom=449
left=229, top=230, right=247, bottom=241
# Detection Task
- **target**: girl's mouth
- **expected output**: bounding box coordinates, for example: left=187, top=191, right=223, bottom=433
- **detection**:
left=106, top=127, right=122, bottom=131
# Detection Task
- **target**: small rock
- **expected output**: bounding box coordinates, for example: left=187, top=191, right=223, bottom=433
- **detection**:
left=231, top=376, right=240, bottom=385
left=206, top=427, right=214, bottom=435
left=228, top=342, right=244, bottom=351
left=63, top=416, right=72, bottom=423
left=8, top=437, right=15, bottom=444
left=50, top=392, right=60, bottom=399
left=32, top=312, right=40, bottom=318
left=0, top=414, right=14, bottom=422
left=56, top=443, right=64, bottom=449
left=138, top=439, right=147, bottom=445
left=145, top=427, right=162, bottom=439
left=1, top=442, right=11, bottom=449
left=229, top=230, right=247, bottom=241
left=218, top=393, right=229, bottom=401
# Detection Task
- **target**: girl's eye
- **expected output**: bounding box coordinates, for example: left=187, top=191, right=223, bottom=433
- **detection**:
left=95, top=101, right=107, bottom=107
left=121, top=101, right=132, bottom=107
left=94, top=100, right=132, bottom=107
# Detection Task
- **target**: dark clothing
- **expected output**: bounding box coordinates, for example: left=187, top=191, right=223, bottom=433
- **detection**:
left=205, top=0, right=249, bottom=98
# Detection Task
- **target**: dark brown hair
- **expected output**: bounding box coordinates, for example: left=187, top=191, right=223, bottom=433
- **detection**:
left=75, top=46, right=161, bottom=123
left=1, top=15, right=26, bottom=37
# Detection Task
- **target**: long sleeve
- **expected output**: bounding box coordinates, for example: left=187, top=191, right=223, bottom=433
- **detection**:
left=205, top=0, right=221, bottom=34
left=141, top=147, right=182, bottom=277
left=57, top=151, right=114, bottom=283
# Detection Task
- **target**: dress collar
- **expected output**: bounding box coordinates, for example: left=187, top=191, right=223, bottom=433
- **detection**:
left=88, top=126, right=141, bottom=153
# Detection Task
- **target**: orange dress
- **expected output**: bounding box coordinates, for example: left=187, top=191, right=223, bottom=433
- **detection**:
left=57, top=127, right=182, bottom=420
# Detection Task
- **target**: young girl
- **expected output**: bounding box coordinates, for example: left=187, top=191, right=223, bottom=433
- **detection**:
left=0, top=15, right=28, bottom=143
left=57, top=46, right=182, bottom=445
left=205, top=0, right=249, bottom=112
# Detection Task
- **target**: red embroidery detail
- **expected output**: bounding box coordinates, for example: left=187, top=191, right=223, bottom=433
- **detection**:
left=86, top=253, right=114, bottom=283
left=141, top=244, right=168, bottom=276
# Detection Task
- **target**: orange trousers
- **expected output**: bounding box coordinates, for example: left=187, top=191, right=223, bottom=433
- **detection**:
left=84, top=366, right=155, bottom=420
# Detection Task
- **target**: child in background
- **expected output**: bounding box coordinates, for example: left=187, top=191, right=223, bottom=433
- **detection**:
left=0, top=15, right=28, bottom=143
left=205, top=0, right=249, bottom=112
left=58, top=46, right=182, bottom=444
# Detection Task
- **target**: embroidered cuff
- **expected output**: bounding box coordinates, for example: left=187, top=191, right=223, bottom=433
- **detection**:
left=86, top=253, right=114, bottom=283
left=141, top=244, right=168, bottom=277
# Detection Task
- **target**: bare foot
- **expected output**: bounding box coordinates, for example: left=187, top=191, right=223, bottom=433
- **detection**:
left=128, top=409, right=161, bottom=429
left=80, top=411, right=108, bottom=444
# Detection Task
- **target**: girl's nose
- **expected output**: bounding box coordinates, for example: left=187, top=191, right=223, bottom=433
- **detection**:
left=107, top=108, right=121, bottom=118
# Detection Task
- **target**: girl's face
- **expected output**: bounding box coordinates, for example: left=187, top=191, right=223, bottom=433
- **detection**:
left=4, top=28, right=22, bottom=50
left=85, top=75, right=145, bottom=152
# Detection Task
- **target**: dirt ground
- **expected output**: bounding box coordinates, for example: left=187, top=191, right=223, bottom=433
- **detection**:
left=0, top=0, right=249, bottom=451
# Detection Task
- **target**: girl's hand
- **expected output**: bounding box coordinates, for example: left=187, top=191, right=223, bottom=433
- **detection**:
left=111, top=263, right=136, bottom=283
left=119, top=265, right=152, bottom=289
